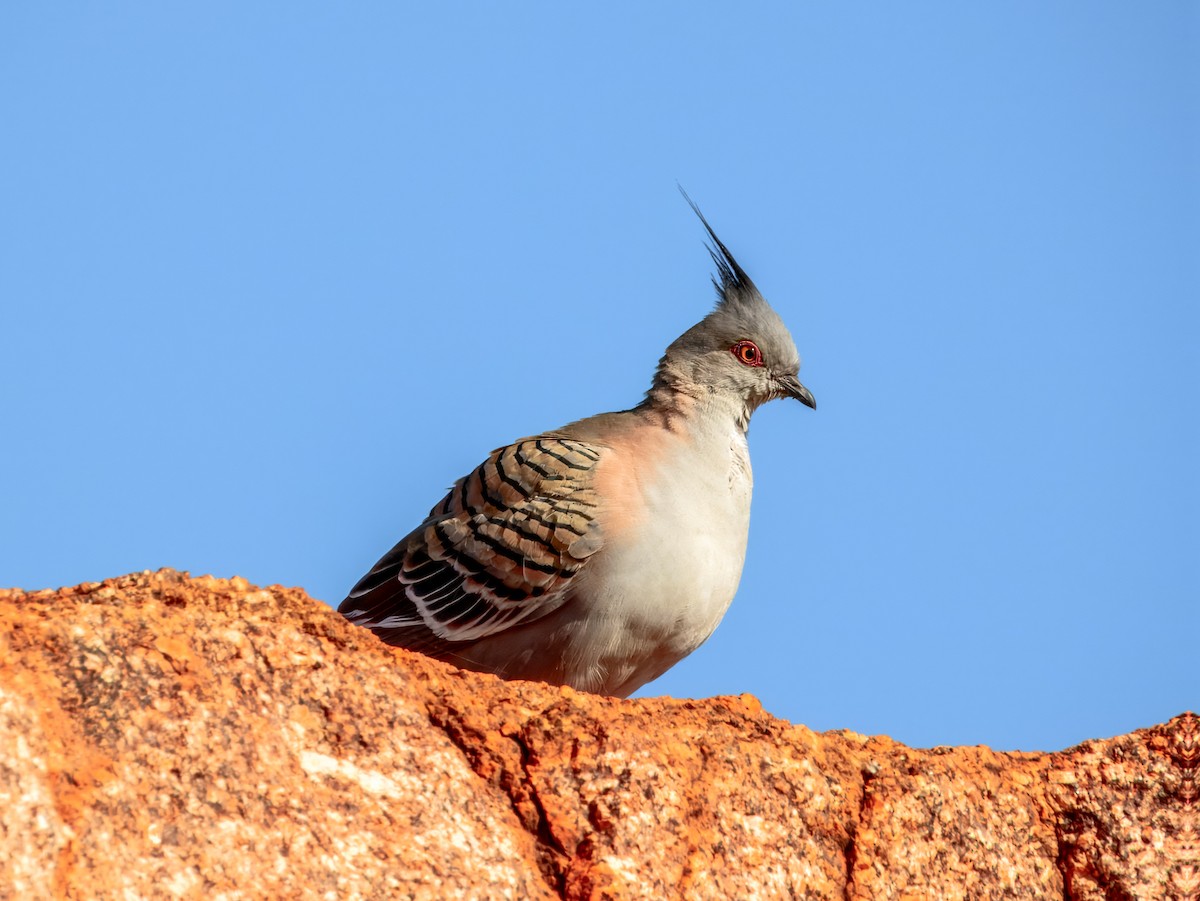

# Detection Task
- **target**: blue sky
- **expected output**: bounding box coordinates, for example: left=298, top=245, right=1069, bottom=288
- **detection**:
left=3, top=4, right=1195, bottom=751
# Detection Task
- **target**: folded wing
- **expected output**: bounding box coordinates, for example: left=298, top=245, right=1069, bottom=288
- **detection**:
left=339, top=437, right=605, bottom=653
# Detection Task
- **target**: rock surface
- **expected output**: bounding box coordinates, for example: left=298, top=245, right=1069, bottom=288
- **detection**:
left=0, top=570, right=1194, bottom=900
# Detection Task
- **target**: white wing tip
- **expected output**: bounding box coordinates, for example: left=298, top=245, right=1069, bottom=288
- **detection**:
left=343, top=609, right=422, bottom=630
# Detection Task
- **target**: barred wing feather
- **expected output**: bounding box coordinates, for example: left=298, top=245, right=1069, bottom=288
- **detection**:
left=339, top=437, right=604, bottom=651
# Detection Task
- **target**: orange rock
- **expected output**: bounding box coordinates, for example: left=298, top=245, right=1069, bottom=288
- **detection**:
left=0, top=570, right=1194, bottom=899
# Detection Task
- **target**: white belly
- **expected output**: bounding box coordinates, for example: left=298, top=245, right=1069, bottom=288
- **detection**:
left=572, top=426, right=754, bottom=691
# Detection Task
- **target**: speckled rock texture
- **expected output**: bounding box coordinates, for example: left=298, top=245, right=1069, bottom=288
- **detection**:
left=0, top=570, right=1194, bottom=900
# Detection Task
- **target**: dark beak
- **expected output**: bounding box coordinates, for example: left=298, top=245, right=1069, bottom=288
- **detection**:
left=778, top=374, right=817, bottom=410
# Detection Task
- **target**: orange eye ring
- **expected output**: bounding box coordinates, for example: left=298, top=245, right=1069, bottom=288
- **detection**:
left=731, top=340, right=763, bottom=367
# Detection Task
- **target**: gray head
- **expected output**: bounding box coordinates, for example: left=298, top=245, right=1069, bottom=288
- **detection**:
left=649, top=196, right=816, bottom=422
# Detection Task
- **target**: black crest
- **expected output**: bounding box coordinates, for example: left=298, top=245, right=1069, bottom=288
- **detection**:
left=678, top=186, right=761, bottom=307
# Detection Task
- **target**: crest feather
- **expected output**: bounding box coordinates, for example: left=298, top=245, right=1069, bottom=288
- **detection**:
left=679, top=186, right=761, bottom=308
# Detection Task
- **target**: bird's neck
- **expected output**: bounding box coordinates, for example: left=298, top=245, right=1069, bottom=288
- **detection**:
left=639, top=379, right=753, bottom=436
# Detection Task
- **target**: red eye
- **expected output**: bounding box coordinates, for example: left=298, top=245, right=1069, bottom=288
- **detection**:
left=731, top=340, right=763, bottom=367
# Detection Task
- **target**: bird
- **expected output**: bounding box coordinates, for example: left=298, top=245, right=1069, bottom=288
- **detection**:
left=339, top=196, right=815, bottom=698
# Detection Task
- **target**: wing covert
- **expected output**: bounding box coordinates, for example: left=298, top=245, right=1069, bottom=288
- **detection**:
left=339, top=437, right=604, bottom=648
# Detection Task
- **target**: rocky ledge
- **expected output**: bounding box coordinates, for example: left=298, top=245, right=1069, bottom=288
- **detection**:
left=0, top=570, right=1195, bottom=899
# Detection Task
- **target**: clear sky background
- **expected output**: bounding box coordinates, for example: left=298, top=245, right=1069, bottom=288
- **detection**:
left=3, top=4, right=1196, bottom=752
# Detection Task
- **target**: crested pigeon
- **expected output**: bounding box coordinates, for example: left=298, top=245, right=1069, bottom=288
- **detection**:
left=340, top=198, right=815, bottom=697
